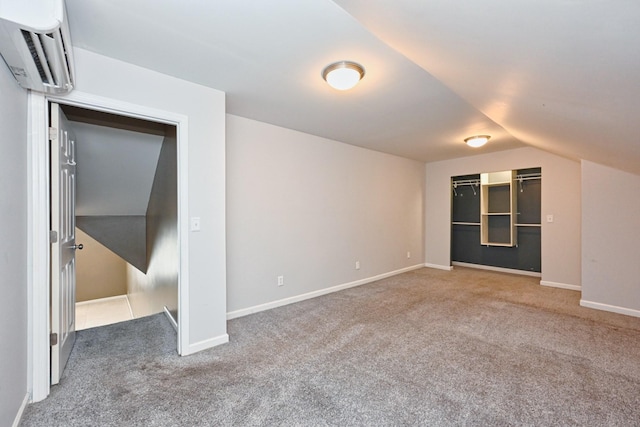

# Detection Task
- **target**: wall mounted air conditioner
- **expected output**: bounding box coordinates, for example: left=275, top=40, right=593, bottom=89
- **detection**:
left=0, top=0, right=75, bottom=94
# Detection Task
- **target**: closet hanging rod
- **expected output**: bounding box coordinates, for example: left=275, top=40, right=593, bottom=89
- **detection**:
left=452, top=179, right=480, bottom=186
left=516, top=173, right=541, bottom=181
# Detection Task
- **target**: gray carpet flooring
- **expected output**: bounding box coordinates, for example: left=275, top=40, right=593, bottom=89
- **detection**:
left=21, top=267, right=640, bottom=426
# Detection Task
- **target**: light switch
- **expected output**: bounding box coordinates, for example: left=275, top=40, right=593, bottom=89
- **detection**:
left=546, top=214, right=554, bottom=223
left=190, top=217, right=201, bottom=231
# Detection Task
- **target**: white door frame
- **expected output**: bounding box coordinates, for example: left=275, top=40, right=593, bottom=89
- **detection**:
left=27, top=90, right=190, bottom=402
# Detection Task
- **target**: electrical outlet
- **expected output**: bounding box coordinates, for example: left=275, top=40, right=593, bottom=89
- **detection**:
left=407, top=251, right=411, bottom=259
left=277, top=275, right=284, bottom=287
left=355, top=261, right=360, bottom=270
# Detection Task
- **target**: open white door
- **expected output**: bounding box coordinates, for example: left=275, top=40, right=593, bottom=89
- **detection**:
left=50, top=102, right=79, bottom=384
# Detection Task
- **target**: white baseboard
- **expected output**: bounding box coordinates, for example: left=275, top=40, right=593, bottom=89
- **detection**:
left=580, top=300, right=640, bottom=318
left=163, top=306, right=178, bottom=331
left=227, top=264, right=424, bottom=320
left=12, top=393, right=30, bottom=427
left=452, top=262, right=541, bottom=277
left=75, top=294, right=129, bottom=306
left=424, top=263, right=453, bottom=271
left=182, top=333, right=229, bottom=356
left=540, top=280, right=581, bottom=291
left=125, top=295, right=134, bottom=319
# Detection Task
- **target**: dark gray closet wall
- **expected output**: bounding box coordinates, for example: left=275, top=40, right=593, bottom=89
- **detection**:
left=451, top=168, right=541, bottom=273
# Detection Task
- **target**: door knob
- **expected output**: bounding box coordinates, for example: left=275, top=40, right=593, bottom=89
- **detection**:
left=71, top=243, right=83, bottom=250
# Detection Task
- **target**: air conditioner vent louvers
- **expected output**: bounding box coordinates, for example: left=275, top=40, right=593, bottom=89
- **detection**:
left=0, top=0, right=75, bottom=94
left=37, top=33, right=55, bottom=81
left=22, top=30, right=50, bottom=84
left=58, top=29, right=71, bottom=70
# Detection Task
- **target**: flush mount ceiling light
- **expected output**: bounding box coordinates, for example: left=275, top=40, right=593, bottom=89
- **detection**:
left=322, top=61, right=365, bottom=90
left=464, top=135, right=491, bottom=148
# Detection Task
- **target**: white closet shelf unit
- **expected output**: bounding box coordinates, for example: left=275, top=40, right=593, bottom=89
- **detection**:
left=480, top=170, right=517, bottom=246
left=451, top=170, right=542, bottom=230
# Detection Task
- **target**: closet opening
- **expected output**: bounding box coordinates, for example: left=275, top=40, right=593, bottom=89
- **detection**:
left=450, top=167, right=541, bottom=275
left=49, top=102, right=179, bottom=384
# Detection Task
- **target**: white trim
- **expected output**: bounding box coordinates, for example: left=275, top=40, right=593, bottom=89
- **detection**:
left=12, top=393, right=30, bottom=427
left=125, top=295, right=134, bottom=319
left=74, top=294, right=136, bottom=324
left=46, top=91, right=187, bottom=126
left=176, top=115, right=189, bottom=356
left=27, top=92, right=50, bottom=402
left=452, top=261, right=541, bottom=277
left=183, top=334, right=229, bottom=356
left=424, top=263, right=453, bottom=271
left=580, top=300, right=640, bottom=318
left=227, top=264, right=424, bottom=320
left=540, top=280, right=581, bottom=291
left=75, top=294, right=129, bottom=306
left=163, top=306, right=178, bottom=331
left=28, top=89, right=190, bottom=401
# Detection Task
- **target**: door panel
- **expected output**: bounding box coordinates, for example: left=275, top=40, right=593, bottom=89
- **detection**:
left=50, top=102, right=77, bottom=384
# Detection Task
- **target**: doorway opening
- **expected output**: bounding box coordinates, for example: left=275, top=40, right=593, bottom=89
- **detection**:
left=60, top=105, right=179, bottom=332
left=29, top=91, right=191, bottom=401
left=50, top=102, right=179, bottom=382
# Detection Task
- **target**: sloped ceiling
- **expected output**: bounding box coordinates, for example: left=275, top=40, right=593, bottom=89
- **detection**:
left=65, top=0, right=640, bottom=174
left=334, top=0, right=640, bottom=174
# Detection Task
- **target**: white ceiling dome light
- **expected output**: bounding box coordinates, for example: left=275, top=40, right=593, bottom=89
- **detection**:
left=322, top=61, right=365, bottom=90
left=464, top=135, right=491, bottom=148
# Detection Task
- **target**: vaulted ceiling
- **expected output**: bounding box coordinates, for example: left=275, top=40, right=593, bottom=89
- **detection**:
left=65, top=0, right=640, bottom=174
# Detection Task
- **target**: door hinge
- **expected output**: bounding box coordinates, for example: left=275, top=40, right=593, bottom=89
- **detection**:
left=50, top=230, right=58, bottom=244
left=50, top=333, right=58, bottom=346
left=49, top=127, right=57, bottom=141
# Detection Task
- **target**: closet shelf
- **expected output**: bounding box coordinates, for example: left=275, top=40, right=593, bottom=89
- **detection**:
left=480, top=170, right=517, bottom=247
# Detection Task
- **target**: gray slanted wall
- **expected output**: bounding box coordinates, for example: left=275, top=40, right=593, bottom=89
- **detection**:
left=128, top=126, right=178, bottom=321
left=76, top=215, right=147, bottom=273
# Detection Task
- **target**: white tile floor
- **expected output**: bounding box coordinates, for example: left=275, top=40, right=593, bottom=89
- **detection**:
left=75, top=295, right=134, bottom=330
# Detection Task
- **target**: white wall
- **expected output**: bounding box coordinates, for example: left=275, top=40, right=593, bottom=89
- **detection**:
left=425, top=147, right=581, bottom=288
left=226, top=115, right=425, bottom=314
left=75, top=228, right=127, bottom=302
left=0, top=61, right=28, bottom=424
left=68, top=48, right=227, bottom=350
left=581, top=160, right=640, bottom=315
